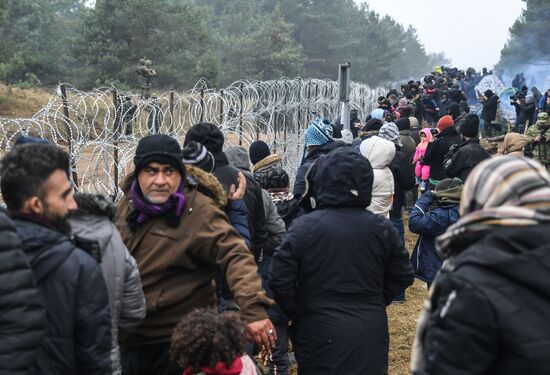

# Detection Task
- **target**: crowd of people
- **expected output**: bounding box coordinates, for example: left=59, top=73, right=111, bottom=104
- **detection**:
left=1, top=65, right=550, bottom=375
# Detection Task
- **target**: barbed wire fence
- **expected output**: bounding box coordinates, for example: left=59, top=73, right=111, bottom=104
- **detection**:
left=0, top=78, right=385, bottom=201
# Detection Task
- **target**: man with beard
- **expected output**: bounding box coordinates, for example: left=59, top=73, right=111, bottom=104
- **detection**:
left=0, top=144, right=111, bottom=374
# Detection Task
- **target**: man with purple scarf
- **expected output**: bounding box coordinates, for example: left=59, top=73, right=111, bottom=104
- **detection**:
left=116, top=134, right=275, bottom=375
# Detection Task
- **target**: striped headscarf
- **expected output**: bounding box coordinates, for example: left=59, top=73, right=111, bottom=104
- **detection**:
left=379, top=122, right=403, bottom=147
left=436, top=156, right=550, bottom=258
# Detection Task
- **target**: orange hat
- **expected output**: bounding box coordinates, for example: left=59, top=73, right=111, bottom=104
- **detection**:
left=437, top=115, right=454, bottom=132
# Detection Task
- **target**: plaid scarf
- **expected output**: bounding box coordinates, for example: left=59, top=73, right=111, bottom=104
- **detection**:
left=436, top=156, right=550, bottom=258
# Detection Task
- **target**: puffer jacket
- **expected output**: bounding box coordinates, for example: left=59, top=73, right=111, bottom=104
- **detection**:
left=12, top=212, right=111, bottom=375
left=69, top=194, right=146, bottom=375
left=360, top=136, right=396, bottom=218
left=408, top=192, right=460, bottom=284
left=0, top=209, right=46, bottom=375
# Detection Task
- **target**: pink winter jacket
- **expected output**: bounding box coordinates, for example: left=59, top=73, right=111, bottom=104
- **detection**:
left=413, top=128, right=432, bottom=180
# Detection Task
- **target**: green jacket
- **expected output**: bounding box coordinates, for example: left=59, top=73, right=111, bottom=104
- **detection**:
left=527, top=121, right=550, bottom=164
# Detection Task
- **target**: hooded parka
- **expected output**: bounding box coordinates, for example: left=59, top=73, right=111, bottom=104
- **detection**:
left=270, top=148, right=414, bottom=375
left=360, top=136, right=396, bottom=218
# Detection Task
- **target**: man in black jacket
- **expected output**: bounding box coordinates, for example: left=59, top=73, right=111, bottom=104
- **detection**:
left=0, top=208, right=46, bottom=374
left=444, top=114, right=490, bottom=183
left=184, top=123, right=268, bottom=313
left=481, top=89, right=499, bottom=137
left=423, top=115, right=463, bottom=188
left=270, top=148, right=413, bottom=375
left=0, top=144, right=111, bottom=375
left=184, top=123, right=268, bottom=256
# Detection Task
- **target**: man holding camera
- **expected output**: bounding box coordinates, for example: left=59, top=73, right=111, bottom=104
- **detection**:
left=526, top=112, right=550, bottom=169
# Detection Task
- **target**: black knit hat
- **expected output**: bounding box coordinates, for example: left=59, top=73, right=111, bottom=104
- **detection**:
left=364, top=118, right=383, bottom=132
left=395, top=118, right=411, bottom=131
left=249, top=140, right=271, bottom=165
left=460, top=114, right=480, bottom=138
left=134, top=134, right=184, bottom=175
left=183, top=123, right=224, bottom=153
left=182, top=141, right=215, bottom=173
left=448, top=102, right=461, bottom=119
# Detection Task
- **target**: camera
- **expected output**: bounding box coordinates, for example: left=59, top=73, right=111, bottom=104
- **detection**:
left=429, top=128, right=438, bottom=135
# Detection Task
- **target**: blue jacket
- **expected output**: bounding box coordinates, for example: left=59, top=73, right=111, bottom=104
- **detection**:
left=227, top=199, right=252, bottom=249
left=408, top=192, right=460, bottom=283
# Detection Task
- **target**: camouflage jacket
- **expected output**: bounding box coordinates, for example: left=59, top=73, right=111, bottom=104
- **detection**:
left=526, top=122, right=550, bottom=164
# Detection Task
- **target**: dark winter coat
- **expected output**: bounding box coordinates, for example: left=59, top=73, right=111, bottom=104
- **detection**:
left=399, top=130, right=416, bottom=162
left=410, top=127, right=421, bottom=145
left=0, top=209, right=46, bottom=375
left=423, top=127, right=462, bottom=181
left=241, top=171, right=267, bottom=259
left=270, top=148, right=414, bottom=375
left=415, top=224, right=550, bottom=374
left=453, top=113, right=467, bottom=133
left=212, top=151, right=260, bottom=251
left=389, top=149, right=415, bottom=219
left=438, top=99, right=451, bottom=118
left=293, top=141, right=348, bottom=199
left=444, top=138, right=491, bottom=183
left=517, top=100, right=536, bottom=126
left=408, top=192, right=459, bottom=284
left=13, top=213, right=112, bottom=375
left=481, top=95, right=499, bottom=122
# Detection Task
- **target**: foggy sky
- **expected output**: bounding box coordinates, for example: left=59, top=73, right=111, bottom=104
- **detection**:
left=357, top=0, right=526, bottom=71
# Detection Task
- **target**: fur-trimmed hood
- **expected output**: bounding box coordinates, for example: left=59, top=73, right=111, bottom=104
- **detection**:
left=72, top=193, right=116, bottom=220
left=119, top=164, right=227, bottom=209
left=252, top=154, right=282, bottom=173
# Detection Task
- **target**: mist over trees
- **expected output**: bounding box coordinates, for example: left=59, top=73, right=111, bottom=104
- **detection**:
left=0, top=0, right=448, bottom=89
left=497, top=0, right=550, bottom=87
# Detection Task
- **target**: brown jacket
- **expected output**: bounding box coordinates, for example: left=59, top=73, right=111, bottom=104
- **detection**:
left=116, top=166, right=272, bottom=346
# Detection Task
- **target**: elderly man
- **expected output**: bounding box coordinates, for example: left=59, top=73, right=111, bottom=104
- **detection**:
left=116, top=134, right=275, bottom=375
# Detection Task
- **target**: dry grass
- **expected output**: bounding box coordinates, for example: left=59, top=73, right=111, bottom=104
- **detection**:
left=0, top=84, right=54, bottom=118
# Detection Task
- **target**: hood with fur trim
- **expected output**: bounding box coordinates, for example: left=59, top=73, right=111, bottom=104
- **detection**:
left=252, top=154, right=283, bottom=173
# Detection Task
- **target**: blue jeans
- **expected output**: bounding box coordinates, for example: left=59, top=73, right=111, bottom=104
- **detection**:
left=390, top=217, right=406, bottom=302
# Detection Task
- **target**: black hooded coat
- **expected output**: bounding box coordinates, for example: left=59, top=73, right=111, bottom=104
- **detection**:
left=416, top=225, right=550, bottom=374
left=270, top=148, right=414, bottom=375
